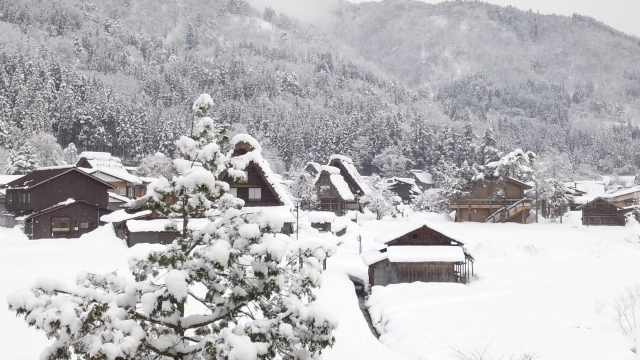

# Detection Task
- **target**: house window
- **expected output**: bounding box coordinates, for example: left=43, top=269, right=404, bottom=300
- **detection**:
left=126, top=187, right=135, bottom=198
left=7, top=194, right=13, bottom=204
left=115, top=187, right=127, bottom=196
left=320, top=185, right=331, bottom=198
left=249, top=188, right=261, bottom=200
left=229, top=188, right=238, bottom=197
left=52, top=218, right=71, bottom=232
left=17, top=193, right=31, bottom=203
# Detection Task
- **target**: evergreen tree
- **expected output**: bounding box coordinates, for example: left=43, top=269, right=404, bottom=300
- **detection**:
left=28, top=133, right=65, bottom=167
left=477, top=127, right=501, bottom=165
left=4, top=145, right=38, bottom=175
left=8, top=94, right=337, bottom=360
left=63, top=143, right=78, bottom=165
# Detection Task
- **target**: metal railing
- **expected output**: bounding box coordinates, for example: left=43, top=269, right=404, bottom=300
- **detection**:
left=486, top=199, right=532, bottom=223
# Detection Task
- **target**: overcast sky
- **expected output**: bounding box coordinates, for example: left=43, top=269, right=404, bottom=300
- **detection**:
left=347, top=0, right=640, bottom=37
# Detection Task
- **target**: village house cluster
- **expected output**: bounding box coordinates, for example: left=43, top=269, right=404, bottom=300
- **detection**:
left=1, top=135, right=640, bottom=288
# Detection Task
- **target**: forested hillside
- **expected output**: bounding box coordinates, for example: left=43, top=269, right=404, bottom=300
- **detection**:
left=0, top=0, right=639, bottom=177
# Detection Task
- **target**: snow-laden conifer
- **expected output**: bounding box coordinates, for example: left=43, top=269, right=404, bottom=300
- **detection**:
left=8, top=94, right=337, bottom=360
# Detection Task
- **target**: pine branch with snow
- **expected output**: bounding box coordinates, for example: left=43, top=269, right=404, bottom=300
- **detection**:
left=8, top=94, right=337, bottom=360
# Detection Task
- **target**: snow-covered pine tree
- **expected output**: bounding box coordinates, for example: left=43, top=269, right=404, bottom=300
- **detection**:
left=4, top=144, right=38, bottom=175
left=8, top=94, right=337, bottom=360
left=481, top=149, right=536, bottom=222
left=286, top=167, right=319, bottom=210
left=63, top=143, right=78, bottom=165
left=361, top=174, right=395, bottom=220
left=534, top=150, right=574, bottom=220
left=477, top=127, right=502, bottom=165
left=371, top=146, right=412, bottom=178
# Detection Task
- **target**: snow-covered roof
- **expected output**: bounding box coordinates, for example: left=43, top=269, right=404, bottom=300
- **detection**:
left=361, top=249, right=388, bottom=266
left=0, top=175, right=23, bottom=186
left=409, top=170, right=434, bottom=185
left=23, top=199, right=108, bottom=220
left=307, top=211, right=336, bottom=223
left=604, top=186, right=640, bottom=201
left=385, top=177, right=422, bottom=195
left=108, top=192, right=131, bottom=203
left=3, top=167, right=115, bottom=190
left=328, top=155, right=371, bottom=195
left=78, top=152, right=129, bottom=174
left=571, top=181, right=606, bottom=205
left=387, top=246, right=466, bottom=263
left=228, top=135, right=292, bottom=207
left=79, top=167, right=142, bottom=184
left=100, top=209, right=151, bottom=223
left=231, top=134, right=263, bottom=152
left=373, top=220, right=462, bottom=246
left=330, top=174, right=355, bottom=201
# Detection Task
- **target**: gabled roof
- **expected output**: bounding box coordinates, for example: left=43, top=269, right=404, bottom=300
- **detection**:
left=604, top=186, right=640, bottom=201
left=328, top=155, right=371, bottom=196
left=316, top=166, right=355, bottom=201
left=409, top=170, right=434, bottom=185
left=3, top=167, right=116, bottom=190
left=24, top=199, right=109, bottom=221
left=373, top=222, right=465, bottom=246
left=79, top=167, right=142, bottom=184
left=228, top=135, right=293, bottom=207
left=385, top=177, right=422, bottom=195
left=77, top=152, right=129, bottom=174
left=576, top=197, right=624, bottom=210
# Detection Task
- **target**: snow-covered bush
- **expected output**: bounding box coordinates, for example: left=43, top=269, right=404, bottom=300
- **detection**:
left=361, top=175, right=395, bottom=220
left=413, top=188, right=448, bottom=213
left=27, top=132, right=65, bottom=167
left=137, top=152, right=177, bottom=179
left=8, top=94, right=336, bottom=360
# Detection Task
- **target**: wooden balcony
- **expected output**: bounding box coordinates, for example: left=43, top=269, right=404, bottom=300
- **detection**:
left=449, top=199, right=527, bottom=209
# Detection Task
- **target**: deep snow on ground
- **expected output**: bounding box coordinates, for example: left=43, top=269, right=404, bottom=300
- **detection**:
left=2, top=211, right=640, bottom=359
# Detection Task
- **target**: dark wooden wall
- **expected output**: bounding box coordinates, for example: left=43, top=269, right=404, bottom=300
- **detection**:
left=582, top=199, right=625, bottom=226
left=7, top=170, right=110, bottom=215
left=386, top=225, right=455, bottom=246
left=368, top=260, right=460, bottom=286
left=224, top=165, right=282, bottom=207
left=25, top=202, right=108, bottom=239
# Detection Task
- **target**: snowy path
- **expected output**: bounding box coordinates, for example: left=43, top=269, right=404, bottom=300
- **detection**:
left=317, top=270, right=408, bottom=360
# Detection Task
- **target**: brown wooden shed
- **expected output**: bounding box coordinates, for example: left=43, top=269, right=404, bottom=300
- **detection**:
left=363, top=223, right=474, bottom=286
left=578, top=197, right=627, bottom=226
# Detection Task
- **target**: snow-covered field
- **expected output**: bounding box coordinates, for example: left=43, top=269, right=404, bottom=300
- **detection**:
left=2, top=212, right=640, bottom=359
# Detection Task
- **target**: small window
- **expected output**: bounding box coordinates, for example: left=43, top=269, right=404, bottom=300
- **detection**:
left=126, top=187, right=136, bottom=198
left=249, top=188, right=261, bottom=200
left=7, top=194, right=13, bottom=204
left=27, top=193, right=31, bottom=203
left=80, top=222, right=89, bottom=229
left=52, top=218, right=71, bottom=232
left=229, top=187, right=238, bottom=197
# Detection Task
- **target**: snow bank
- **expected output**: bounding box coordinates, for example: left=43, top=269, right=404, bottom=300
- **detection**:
left=100, top=210, right=151, bottom=223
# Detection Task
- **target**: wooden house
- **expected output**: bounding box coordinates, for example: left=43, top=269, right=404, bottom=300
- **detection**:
left=603, top=186, right=640, bottom=208
left=315, top=165, right=356, bottom=215
left=327, top=155, right=371, bottom=198
left=408, top=170, right=435, bottom=191
left=449, top=177, right=533, bottom=223
left=76, top=153, right=147, bottom=199
left=24, top=199, right=110, bottom=239
left=307, top=211, right=336, bottom=232
left=385, top=177, right=422, bottom=204
left=362, top=223, right=474, bottom=286
left=224, top=136, right=292, bottom=208
left=0, top=175, right=23, bottom=214
left=3, top=166, right=114, bottom=216
left=2, top=167, right=114, bottom=239
left=578, top=197, right=628, bottom=226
